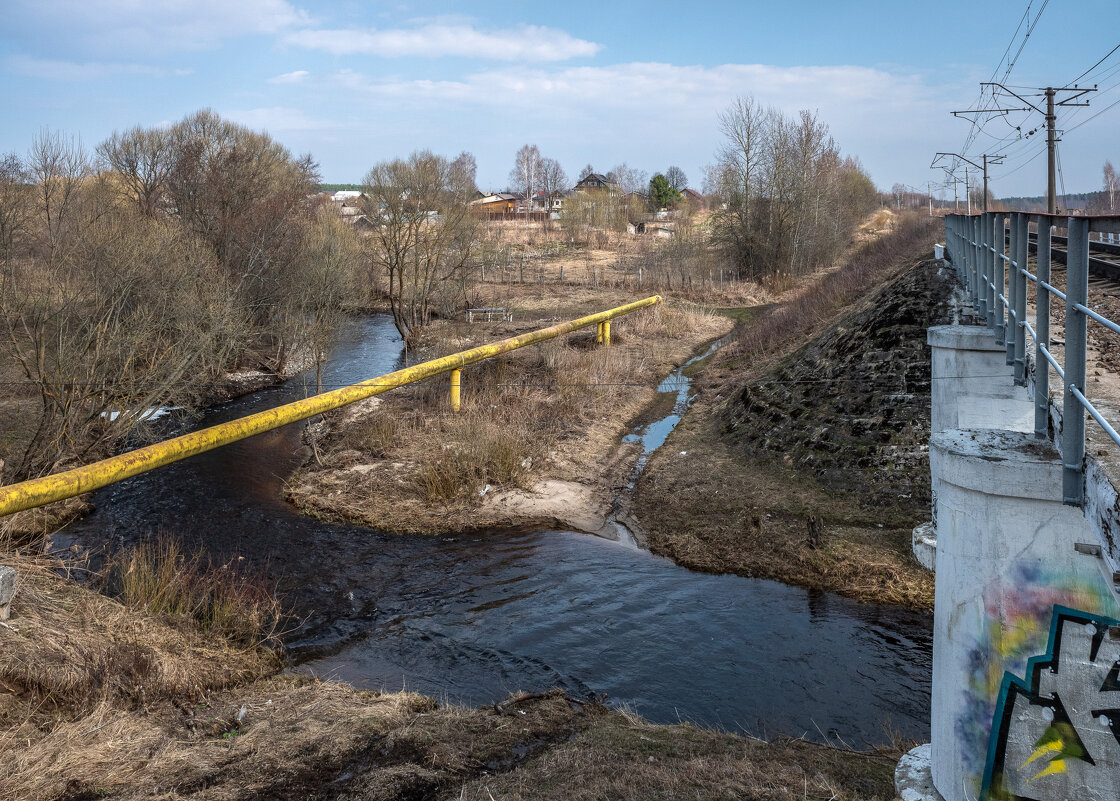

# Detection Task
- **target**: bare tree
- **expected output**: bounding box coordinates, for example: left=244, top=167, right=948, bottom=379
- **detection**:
left=96, top=124, right=175, bottom=217
left=1104, top=160, right=1116, bottom=212
left=452, top=151, right=478, bottom=195
left=288, top=206, right=361, bottom=392
left=28, top=129, right=91, bottom=267
left=665, top=165, right=688, bottom=191
left=509, top=144, right=542, bottom=205
left=0, top=154, right=32, bottom=264
left=540, top=157, right=568, bottom=198
left=1, top=196, right=240, bottom=480
left=607, top=163, right=648, bottom=195
left=578, top=164, right=595, bottom=181
left=710, top=96, right=876, bottom=278
left=363, top=150, right=478, bottom=342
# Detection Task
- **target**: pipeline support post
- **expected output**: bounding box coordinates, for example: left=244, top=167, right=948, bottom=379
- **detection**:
left=450, top=369, right=462, bottom=413
left=1062, top=216, right=1090, bottom=505
left=603, top=320, right=611, bottom=346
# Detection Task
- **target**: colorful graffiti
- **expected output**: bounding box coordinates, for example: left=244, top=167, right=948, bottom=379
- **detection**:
left=981, top=606, right=1120, bottom=801
left=957, top=563, right=1120, bottom=791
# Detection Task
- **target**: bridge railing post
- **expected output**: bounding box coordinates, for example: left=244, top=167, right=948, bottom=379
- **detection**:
left=1013, top=213, right=1029, bottom=383
left=1062, top=216, right=1090, bottom=505
left=994, top=214, right=1007, bottom=345
left=988, top=213, right=999, bottom=329
left=1034, top=220, right=1051, bottom=437
left=970, top=216, right=979, bottom=308
left=978, top=213, right=990, bottom=320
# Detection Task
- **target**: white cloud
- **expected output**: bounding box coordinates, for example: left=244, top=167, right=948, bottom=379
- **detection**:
left=270, top=70, right=309, bottom=84
left=5, top=55, right=164, bottom=80
left=10, top=0, right=311, bottom=52
left=223, top=106, right=335, bottom=133
left=285, top=23, right=601, bottom=62
left=325, top=61, right=956, bottom=190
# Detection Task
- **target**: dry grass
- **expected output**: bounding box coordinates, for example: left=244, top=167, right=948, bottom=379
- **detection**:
left=100, top=536, right=286, bottom=647
left=734, top=212, right=939, bottom=364
left=0, top=554, right=277, bottom=717
left=1, top=674, right=900, bottom=801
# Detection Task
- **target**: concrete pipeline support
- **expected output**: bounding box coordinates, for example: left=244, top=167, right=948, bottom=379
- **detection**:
left=0, top=296, right=661, bottom=517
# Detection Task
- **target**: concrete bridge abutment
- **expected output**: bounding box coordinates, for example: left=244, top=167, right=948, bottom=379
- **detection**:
left=900, top=323, right=1120, bottom=801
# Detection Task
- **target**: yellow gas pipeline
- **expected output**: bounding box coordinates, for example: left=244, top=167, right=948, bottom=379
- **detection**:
left=0, top=296, right=662, bottom=517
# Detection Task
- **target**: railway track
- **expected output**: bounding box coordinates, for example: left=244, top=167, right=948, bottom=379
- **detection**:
left=1024, top=231, right=1120, bottom=284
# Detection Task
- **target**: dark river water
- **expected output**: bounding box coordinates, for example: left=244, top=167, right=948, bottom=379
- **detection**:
left=60, top=314, right=933, bottom=746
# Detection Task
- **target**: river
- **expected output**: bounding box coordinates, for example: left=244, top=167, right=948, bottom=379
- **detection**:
left=60, top=314, right=932, bottom=746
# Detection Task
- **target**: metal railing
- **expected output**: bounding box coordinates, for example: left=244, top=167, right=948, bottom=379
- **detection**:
left=0, top=296, right=661, bottom=517
left=944, top=211, right=1120, bottom=505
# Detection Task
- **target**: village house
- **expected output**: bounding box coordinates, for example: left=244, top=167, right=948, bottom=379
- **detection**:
left=573, top=173, right=616, bottom=193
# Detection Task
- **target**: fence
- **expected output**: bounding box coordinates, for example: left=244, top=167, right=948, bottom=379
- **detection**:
left=0, top=296, right=661, bottom=517
left=944, top=211, right=1120, bottom=504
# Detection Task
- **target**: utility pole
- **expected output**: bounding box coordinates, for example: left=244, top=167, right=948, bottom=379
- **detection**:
left=965, top=165, right=971, bottom=215
left=1045, top=88, right=1057, bottom=214
left=928, top=182, right=933, bottom=217
left=934, top=152, right=1005, bottom=212
left=955, top=83, right=1096, bottom=214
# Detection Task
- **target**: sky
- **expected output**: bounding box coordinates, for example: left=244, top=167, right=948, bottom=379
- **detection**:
left=1, top=0, right=1118, bottom=201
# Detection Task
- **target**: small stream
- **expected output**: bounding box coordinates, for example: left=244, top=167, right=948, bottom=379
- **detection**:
left=59, top=315, right=932, bottom=745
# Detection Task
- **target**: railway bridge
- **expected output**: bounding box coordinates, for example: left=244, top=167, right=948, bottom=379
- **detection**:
left=901, top=212, right=1120, bottom=801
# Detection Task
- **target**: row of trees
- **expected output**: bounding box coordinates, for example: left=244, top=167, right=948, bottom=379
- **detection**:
left=505, top=145, right=689, bottom=203
left=0, top=112, right=362, bottom=480
left=707, top=96, right=878, bottom=278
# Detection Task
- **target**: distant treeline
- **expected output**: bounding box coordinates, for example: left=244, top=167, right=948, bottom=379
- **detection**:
left=318, top=183, right=363, bottom=192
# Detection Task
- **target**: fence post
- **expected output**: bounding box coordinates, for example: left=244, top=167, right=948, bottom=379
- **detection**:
left=1013, top=213, right=1029, bottom=383
left=1062, top=216, right=1090, bottom=505
left=994, top=214, right=1006, bottom=344
left=1034, top=220, right=1051, bottom=437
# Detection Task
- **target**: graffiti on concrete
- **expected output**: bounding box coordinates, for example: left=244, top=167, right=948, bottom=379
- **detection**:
left=958, top=564, right=1120, bottom=789
left=981, top=605, right=1120, bottom=801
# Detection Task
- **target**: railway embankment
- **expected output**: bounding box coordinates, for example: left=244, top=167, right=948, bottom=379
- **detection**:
left=631, top=215, right=946, bottom=609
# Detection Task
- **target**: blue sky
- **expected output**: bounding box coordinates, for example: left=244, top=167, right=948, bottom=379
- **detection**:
left=2, top=0, right=1118, bottom=200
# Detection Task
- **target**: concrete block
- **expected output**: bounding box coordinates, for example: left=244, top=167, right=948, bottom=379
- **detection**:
left=927, top=325, right=1034, bottom=434
left=911, top=522, right=936, bottom=571
left=0, top=566, right=16, bottom=620
left=895, top=744, right=946, bottom=801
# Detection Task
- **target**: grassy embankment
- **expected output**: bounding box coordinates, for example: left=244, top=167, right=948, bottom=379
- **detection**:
left=0, top=552, right=903, bottom=800
left=631, top=213, right=943, bottom=610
